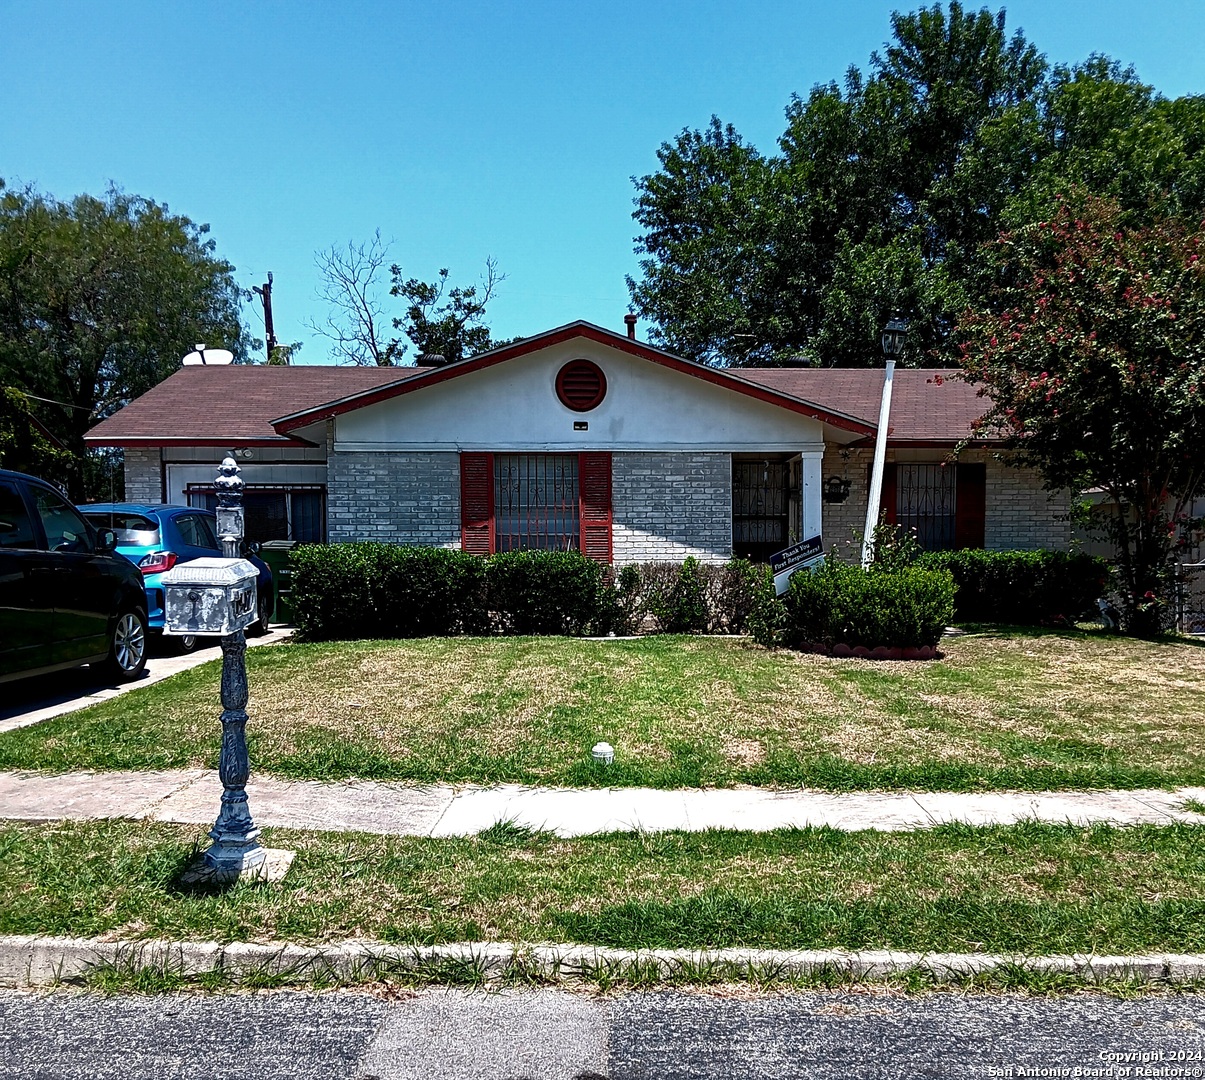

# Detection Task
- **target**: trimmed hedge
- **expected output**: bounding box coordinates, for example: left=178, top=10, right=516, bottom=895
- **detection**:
left=290, top=544, right=487, bottom=641
left=915, top=549, right=1107, bottom=626
left=289, top=544, right=775, bottom=641
left=486, top=551, right=606, bottom=636
left=774, top=561, right=955, bottom=650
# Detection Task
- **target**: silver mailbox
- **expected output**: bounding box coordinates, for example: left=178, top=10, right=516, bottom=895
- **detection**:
left=161, top=557, right=259, bottom=636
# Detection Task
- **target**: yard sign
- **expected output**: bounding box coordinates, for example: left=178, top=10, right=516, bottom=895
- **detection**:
left=769, top=535, right=825, bottom=596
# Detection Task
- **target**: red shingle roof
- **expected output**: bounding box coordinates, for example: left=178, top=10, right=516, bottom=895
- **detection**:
left=85, top=365, right=427, bottom=445
left=739, top=368, right=989, bottom=443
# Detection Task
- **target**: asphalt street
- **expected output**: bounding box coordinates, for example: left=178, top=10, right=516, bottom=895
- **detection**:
left=1, top=987, right=1202, bottom=1079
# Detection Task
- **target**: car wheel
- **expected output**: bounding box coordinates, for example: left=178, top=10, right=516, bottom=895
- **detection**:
left=175, top=633, right=200, bottom=655
left=100, top=609, right=148, bottom=682
left=248, top=588, right=273, bottom=637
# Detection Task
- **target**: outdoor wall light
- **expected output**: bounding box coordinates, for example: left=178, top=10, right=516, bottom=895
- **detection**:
left=823, top=476, right=852, bottom=503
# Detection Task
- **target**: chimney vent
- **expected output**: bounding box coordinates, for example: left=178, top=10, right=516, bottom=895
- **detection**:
left=624, top=314, right=637, bottom=340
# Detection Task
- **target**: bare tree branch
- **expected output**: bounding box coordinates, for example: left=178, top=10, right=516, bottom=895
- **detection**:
left=308, top=230, right=402, bottom=365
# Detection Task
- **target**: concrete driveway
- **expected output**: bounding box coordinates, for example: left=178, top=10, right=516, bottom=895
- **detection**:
left=0, top=628, right=293, bottom=734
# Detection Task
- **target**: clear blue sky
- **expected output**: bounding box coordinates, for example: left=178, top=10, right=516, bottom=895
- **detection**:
left=3, top=0, right=1204, bottom=363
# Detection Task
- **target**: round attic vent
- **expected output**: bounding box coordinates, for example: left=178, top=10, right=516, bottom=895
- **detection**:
left=555, top=359, right=607, bottom=412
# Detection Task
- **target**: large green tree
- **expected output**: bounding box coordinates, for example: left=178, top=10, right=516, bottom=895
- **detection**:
left=629, top=3, right=1205, bottom=368
left=0, top=181, right=252, bottom=497
left=957, top=195, right=1205, bottom=636
left=0, top=386, right=72, bottom=478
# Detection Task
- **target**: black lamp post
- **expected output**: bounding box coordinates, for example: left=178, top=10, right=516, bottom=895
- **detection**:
left=880, top=316, right=909, bottom=359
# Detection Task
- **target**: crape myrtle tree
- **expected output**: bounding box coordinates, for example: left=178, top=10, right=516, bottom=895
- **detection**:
left=0, top=181, right=253, bottom=498
left=957, top=194, right=1205, bottom=636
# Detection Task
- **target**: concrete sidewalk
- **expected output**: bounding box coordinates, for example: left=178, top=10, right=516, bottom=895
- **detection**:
left=2, top=769, right=1203, bottom=837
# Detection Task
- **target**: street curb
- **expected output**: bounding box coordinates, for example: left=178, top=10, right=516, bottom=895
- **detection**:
left=2, top=935, right=1204, bottom=989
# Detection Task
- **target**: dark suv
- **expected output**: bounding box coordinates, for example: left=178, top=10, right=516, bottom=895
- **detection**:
left=0, top=469, right=149, bottom=685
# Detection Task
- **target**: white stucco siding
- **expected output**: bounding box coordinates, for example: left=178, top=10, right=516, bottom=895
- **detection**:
left=333, top=341, right=829, bottom=454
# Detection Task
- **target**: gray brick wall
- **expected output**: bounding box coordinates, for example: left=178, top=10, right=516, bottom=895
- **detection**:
left=820, top=445, right=875, bottom=557
left=819, top=444, right=1072, bottom=554
left=983, top=453, right=1072, bottom=550
left=323, top=444, right=1070, bottom=561
left=122, top=447, right=162, bottom=503
left=327, top=449, right=460, bottom=546
left=612, top=452, right=732, bottom=565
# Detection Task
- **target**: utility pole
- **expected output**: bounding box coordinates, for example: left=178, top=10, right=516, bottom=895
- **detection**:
left=253, top=272, right=280, bottom=363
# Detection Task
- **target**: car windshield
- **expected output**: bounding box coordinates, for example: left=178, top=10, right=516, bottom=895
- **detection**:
left=82, top=512, right=160, bottom=546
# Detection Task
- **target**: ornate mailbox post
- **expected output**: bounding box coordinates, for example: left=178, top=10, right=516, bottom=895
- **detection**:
left=161, top=457, right=283, bottom=879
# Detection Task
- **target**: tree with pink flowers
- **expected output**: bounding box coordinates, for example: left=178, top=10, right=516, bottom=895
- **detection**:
left=957, top=193, right=1205, bottom=636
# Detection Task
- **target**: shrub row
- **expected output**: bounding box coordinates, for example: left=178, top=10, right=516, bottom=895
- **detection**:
left=613, top=557, right=775, bottom=634
left=289, top=543, right=1098, bottom=645
left=289, top=545, right=775, bottom=641
left=758, top=561, right=955, bottom=651
left=914, top=549, right=1107, bottom=626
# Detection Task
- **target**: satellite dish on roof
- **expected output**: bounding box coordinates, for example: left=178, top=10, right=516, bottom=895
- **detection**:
left=182, top=344, right=235, bottom=366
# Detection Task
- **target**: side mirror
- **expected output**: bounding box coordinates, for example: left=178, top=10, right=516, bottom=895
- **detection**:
left=96, top=528, right=118, bottom=554
left=243, top=541, right=261, bottom=556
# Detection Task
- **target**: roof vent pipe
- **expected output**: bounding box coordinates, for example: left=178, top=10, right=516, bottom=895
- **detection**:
left=417, top=353, right=447, bottom=367
left=624, top=314, right=637, bottom=340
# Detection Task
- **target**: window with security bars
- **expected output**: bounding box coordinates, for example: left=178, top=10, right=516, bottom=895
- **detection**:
left=733, top=458, right=790, bottom=562
left=493, top=454, right=580, bottom=552
left=896, top=464, right=957, bottom=551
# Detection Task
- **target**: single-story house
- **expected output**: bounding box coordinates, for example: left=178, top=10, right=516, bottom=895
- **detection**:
left=85, top=320, right=1072, bottom=563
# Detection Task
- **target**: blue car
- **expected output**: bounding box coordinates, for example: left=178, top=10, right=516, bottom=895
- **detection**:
left=79, top=504, right=274, bottom=653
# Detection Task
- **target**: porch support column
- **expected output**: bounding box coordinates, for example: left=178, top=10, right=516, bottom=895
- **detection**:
left=800, top=448, right=824, bottom=542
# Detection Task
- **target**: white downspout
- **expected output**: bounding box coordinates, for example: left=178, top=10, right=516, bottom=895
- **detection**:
left=861, top=357, right=896, bottom=568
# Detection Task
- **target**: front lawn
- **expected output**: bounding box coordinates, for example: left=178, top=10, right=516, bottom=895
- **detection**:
left=2, top=818, right=1203, bottom=956
left=1, top=629, right=1202, bottom=791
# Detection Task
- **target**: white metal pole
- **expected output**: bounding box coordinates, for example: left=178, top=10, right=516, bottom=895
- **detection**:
left=861, top=358, right=896, bottom=568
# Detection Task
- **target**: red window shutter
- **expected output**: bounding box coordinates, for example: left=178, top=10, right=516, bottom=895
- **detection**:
left=460, top=452, right=494, bottom=555
left=579, top=452, right=612, bottom=563
left=954, top=462, right=986, bottom=549
left=881, top=463, right=898, bottom=526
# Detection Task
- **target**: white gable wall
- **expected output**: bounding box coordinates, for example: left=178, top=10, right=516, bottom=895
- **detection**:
left=326, top=338, right=835, bottom=559
left=333, top=340, right=829, bottom=453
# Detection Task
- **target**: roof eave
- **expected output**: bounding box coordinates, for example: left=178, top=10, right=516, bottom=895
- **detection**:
left=82, top=435, right=313, bottom=448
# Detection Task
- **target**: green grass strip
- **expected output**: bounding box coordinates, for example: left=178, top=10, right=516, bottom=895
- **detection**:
left=2, top=819, right=1205, bottom=956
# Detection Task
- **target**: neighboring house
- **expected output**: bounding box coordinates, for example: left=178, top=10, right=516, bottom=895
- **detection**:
left=85, top=320, right=1072, bottom=562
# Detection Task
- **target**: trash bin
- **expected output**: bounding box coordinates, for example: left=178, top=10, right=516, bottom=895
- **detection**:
left=258, top=540, right=298, bottom=624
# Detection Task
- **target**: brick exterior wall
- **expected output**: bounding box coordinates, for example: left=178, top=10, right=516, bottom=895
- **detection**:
left=819, top=444, right=1072, bottom=554
left=612, top=452, right=732, bottom=565
left=327, top=448, right=460, bottom=546
left=122, top=447, right=162, bottom=503
left=983, top=453, right=1072, bottom=550
left=820, top=446, right=875, bottom=557
left=324, top=443, right=1070, bottom=560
